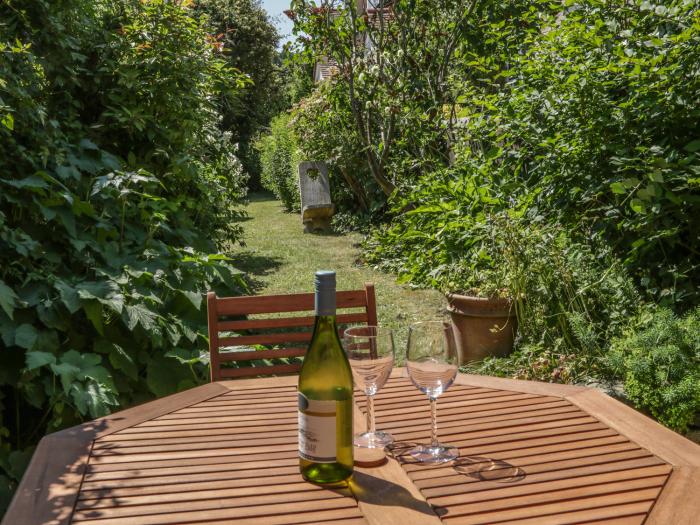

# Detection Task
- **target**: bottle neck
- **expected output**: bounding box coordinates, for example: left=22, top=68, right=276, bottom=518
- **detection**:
left=315, top=286, right=336, bottom=317
left=314, top=316, right=337, bottom=330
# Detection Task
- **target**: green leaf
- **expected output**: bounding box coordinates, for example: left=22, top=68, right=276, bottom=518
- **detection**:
left=76, top=280, right=118, bottom=300
left=7, top=449, right=33, bottom=479
left=105, top=343, right=138, bottom=380
left=0, top=175, right=48, bottom=190
left=33, top=329, right=59, bottom=354
left=1, top=113, right=14, bottom=130
left=165, top=348, right=200, bottom=366
left=683, top=139, right=700, bottom=153
left=630, top=198, right=645, bottom=213
left=123, top=303, right=158, bottom=331
left=51, top=351, right=108, bottom=394
left=180, top=290, right=202, bottom=310
left=14, top=324, right=38, bottom=350
left=0, top=280, right=18, bottom=319
left=83, top=300, right=103, bottom=335
left=69, top=382, right=116, bottom=418
left=146, top=356, right=191, bottom=397
left=0, top=314, right=15, bottom=347
left=26, top=351, right=56, bottom=370
left=74, top=281, right=124, bottom=314
left=610, top=182, right=626, bottom=194
left=55, top=281, right=81, bottom=314
left=50, top=362, right=81, bottom=394
left=60, top=350, right=102, bottom=370
left=101, top=293, right=124, bottom=314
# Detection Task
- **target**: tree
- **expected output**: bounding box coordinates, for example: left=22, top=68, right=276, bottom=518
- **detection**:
left=289, top=0, right=481, bottom=199
left=196, top=0, right=284, bottom=181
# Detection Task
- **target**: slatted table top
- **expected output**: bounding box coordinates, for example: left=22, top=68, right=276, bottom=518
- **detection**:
left=4, top=369, right=700, bottom=525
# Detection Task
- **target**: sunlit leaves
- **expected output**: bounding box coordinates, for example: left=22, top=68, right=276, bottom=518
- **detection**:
left=0, top=0, right=250, bottom=512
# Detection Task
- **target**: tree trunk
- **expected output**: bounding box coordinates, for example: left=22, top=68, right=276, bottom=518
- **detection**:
left=339, top=166, right=369, bottom=211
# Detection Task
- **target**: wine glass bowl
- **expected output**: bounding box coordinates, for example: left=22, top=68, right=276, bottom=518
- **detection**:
left=406, top=321, right=459, bottom=463
left=344, top=326, right=395, bottom=448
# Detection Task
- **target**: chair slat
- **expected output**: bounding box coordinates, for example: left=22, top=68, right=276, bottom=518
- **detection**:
left=219, top=348, right=307, bottom=362
left=219, top=363, right=302, bottom=379
left=215, top=290, right=366, bottom=316
left=218, top=312, right=368, bottom=332
left=219, top=331, right=312, bottom=348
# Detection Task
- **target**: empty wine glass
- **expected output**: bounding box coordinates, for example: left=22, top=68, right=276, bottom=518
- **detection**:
left=406, top=321, right=459, bottom=463
left=344, top=326, right=395, bottom=448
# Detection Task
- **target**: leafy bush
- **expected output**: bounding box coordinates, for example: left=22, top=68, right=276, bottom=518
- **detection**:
left=608, top=308, right=700, bottom=432
left=0, top=0, right=248, bottom=513
left=447, top=1, right=700, bottom=307
left=194, top=0, right=285, bottom=184
left=256, top=113, right=300, bottom=211
left=290, top=82, right=386, bottom=224
left=367, top=174, right=639, bottom=382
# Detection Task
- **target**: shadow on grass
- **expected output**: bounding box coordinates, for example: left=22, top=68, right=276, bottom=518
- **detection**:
left=247, top=191, right=277, bottom=203
left=309, top=229, right=345, bottom=238
left=233, top=251, right=284, bottom=293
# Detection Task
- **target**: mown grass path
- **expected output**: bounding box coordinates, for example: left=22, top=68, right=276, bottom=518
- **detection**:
left=233, top=193, right=446, bottom=351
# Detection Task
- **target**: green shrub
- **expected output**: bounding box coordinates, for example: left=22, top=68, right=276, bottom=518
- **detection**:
left=447, top=1, right=700, bottom=307
left=608, top=308, right=700, bottom=432
left=290, top=82, right=386, bottom=223
left=367, top=177, right=639, bottom=382
left=256, top=113, right=300, bottom=211
left=0, top=0, right=248, bottom=513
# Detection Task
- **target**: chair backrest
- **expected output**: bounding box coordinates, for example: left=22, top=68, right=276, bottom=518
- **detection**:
left=207, top=283, right=377, bottom=381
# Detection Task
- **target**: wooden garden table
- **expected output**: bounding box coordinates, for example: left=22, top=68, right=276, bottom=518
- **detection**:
left=4, top=369, right=700, bottom=525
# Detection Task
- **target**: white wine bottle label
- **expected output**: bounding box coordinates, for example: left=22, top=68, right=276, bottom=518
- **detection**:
left=298, top=393, right=337, bottom=463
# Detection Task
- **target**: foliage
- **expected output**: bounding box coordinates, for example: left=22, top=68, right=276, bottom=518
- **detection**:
left=447, top=1, right=700, bottom=307
left=195, top=0, right=284, bottom=183
left=0, top=0, right=248, bottom=513
left=279, top=46, right=315, bottom=108
left=293, top=0, right=700, bottom=306
left=289, top=81, right=384, bottom=220
left=289, top=0, right=498, bottom=199
left=256, top=113, right=300, bottom=211
left=608, top=308, right=700, bottom=432
left=367, top=177, right=639, bottom=382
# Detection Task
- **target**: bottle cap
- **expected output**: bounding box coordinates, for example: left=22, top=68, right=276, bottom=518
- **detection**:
left=314, top=270, right=336, bottom=290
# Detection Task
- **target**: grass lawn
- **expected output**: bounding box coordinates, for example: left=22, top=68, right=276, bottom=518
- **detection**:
left=231, top=193, right=446, bottom=354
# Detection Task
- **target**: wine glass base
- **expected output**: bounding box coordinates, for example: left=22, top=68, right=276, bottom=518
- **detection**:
left=410, top=443, right=459, bottom=463
left=353, top=431, right=394, bottom=448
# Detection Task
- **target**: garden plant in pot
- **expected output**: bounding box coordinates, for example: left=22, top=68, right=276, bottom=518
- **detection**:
left=439, top=217, right=523, bottom=365
left=367, top=170, right=639, bottom=379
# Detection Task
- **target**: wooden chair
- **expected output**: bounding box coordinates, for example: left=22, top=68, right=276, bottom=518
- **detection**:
left=207, top=283, right=377, bottom=381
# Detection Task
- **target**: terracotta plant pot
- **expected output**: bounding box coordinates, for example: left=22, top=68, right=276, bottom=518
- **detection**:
left=446, top=293, right=517, bottom=364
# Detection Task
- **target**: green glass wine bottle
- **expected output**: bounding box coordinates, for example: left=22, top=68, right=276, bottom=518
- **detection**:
left=298, top=271, right=354, bottom=485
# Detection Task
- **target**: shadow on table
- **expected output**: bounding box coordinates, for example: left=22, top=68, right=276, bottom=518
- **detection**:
left=4, top=418, right=116, bottom=523
left=348, top=471, right=439, bottom=518
left=452, top=456, right=526, bottom=483
left=386, top=441, right=526, bottom=483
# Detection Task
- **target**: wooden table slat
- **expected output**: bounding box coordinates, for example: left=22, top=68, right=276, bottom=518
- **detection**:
left=4, top=368, right=700, bottom=525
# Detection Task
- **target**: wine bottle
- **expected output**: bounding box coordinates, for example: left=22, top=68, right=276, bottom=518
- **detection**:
left=298, top=271, right=354, bottom=484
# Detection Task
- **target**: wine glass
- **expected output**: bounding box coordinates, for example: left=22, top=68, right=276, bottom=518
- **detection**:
left=406, top=321, right=459, bottom=463
left=344, top=325, right=395, bottom=448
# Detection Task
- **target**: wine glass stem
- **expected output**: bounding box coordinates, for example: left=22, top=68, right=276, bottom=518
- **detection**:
left=429, top=396, right=438, bottom=447
left=366, top=393, right=375, bottom=434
